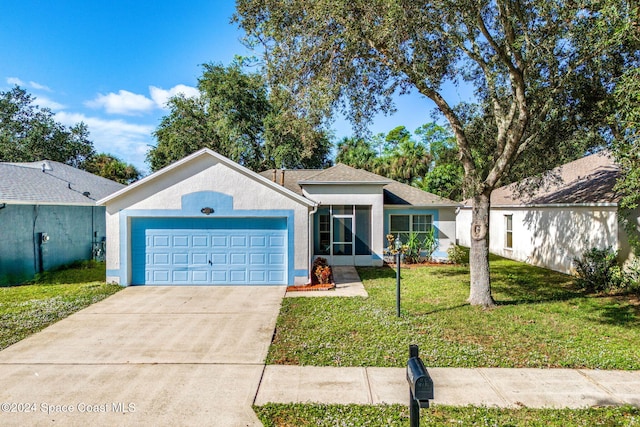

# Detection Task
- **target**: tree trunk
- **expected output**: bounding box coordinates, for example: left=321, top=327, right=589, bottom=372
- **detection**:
left=468, top=191, right=496, bottom=308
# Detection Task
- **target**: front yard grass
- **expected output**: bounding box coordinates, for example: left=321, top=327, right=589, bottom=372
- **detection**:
left=267, top=255, right=640, bottom=369
left=0, top=261, right=121, bottom=351
left=255, top=403, right=640, bottom=426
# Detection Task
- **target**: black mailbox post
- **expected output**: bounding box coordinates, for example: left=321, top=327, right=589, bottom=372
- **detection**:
left=406, top=344, right=433, bottom=427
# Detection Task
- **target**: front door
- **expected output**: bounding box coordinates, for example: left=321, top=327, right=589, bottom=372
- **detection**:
left=332, top=214, right=354, bottom=265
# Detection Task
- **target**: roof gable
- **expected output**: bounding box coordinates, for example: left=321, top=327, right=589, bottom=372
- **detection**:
left=259, top=164, right=459, bottom=207
left=299, top=163, right=392, bottom=184
left=0, top=160, right=124, bottom=205
left=98, top=149, right=315, bottom=207
left=488, top=151, right=619, bottom=206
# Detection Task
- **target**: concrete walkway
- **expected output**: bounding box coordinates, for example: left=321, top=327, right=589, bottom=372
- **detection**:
left=285, top=266, right=368, bottom=298
left=0, top=286, right=285, bottom=426
left=256, top=365, right=640, bottom=408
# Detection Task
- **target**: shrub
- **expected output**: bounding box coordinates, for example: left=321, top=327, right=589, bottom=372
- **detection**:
left=572, top=247, right=623, bottom=293
left=312, top=257, right=332, bottom=284
left=447, top=244, right=469, bottom=265
left=622, top=257, right=640, bottom=295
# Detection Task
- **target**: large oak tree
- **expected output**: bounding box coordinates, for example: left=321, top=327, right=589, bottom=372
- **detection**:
left=236, top=0, right=635, bottom=307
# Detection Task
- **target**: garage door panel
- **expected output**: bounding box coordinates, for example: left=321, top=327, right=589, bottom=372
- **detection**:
left=192, top=235, right=209, bottom=247
left=211, top=253, right=227, bottom=264
left=192, top=270, right=209, bottom=282
left=269, top=235, right=285, bottom=247
left=230, top=253, right=246, bottom=265
left=212, top=236, right=227, bottom=247
left=173, top=253, right=188, bottom=265
left=131, top=217, right=287, bottom=285
left=269, top=253, right=285, bottom=264
left=230, top=235, right=247, bottom=247
left=251, top=235, right=266, bottom=247
left=153, top=253, right=170, bottom=265
left=212, top=270, right=227, bottom=282
left=192, top=253, right=208, bottom=265
left=230, top=270, right=246, bottom=282
left=250, top=253, right=266, bottom=265
left=153, top=235, right=170, bottom=247
left=269, top=271, right=285, bottom=282
left=173, top=270, right=188, bottom=282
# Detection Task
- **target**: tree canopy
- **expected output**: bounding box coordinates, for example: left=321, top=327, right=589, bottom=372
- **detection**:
left=0, top=86, right=141, bottom=184
left=0, top=86, right=94, bottom=167
left=148, top=62, right=333, bottom=172
left=82, top=153, right=143, bottom=185
left=236, top=0, right=637, bottom=307
left=336, top=123, right=464, bottom=199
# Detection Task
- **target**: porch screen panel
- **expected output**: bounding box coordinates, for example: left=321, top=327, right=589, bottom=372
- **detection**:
left=333, top=217, right=353, bottom=255
left=355, top=205, right=371, bottom=255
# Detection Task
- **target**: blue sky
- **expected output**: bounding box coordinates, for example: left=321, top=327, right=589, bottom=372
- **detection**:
left=1, top=1, right=470, bottom=173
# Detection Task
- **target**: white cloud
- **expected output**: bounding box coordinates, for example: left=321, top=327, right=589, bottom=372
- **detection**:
left=149, top=84, right=199, bottom=109
left=34, top=95, right=65, bottom=111
left=6, top=77, right=54, bottom=93
left=29, top=81, right=52, bottom=92
left=57, top=111, right=154, bottom=172
left=85, top=90, right=156, bottom=115
left=7, top=77, right=24, bottom=86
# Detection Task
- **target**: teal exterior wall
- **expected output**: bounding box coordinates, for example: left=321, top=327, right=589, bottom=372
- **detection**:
left=0, top=204, right=106, bottom=285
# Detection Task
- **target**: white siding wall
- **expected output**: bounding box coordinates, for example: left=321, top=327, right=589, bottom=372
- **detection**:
left=436, top=208, right=457, bottom=258
left=456, top=205, right=620, bottom=274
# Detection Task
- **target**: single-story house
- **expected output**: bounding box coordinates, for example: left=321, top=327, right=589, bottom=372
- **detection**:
left=456, top=151, right=638, bottom=274
left=0, top=160, right=125, bottom=285
left=99, top=148, right=459, bottom=286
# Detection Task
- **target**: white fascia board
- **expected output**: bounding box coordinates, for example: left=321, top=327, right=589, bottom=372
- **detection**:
left=98, top=148, right=316, bottom=208
left=300, top=181, right=392, bottom=186
left=458, top=202, right=618, bottom=209
left=384, top=203, right=461, bottom=209
left=0, top=199, right=97, bottom=207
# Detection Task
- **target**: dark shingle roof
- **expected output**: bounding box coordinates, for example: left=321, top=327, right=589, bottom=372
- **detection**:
left=486, top=151, right=620, bottom=206
left=259, top=163, right=459, bottom=207
left=0, top=160, right=125, bottom=205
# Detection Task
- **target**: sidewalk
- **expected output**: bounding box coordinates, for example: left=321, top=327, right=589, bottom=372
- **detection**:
left=256, top=365, right=640, bottom=408
left=263, top=267, right=640, bottom=409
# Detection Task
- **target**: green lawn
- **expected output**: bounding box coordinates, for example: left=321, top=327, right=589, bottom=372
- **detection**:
left=255, top=403, right=640, bottom=426
left=0, top=261, right=122, bottom=351
left=267, top=256, right=640, bottom=369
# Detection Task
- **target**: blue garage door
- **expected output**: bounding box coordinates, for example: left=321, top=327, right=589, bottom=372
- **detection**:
left=131, top=217, right=287, bottom=285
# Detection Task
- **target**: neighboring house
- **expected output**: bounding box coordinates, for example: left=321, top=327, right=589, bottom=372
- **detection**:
left=456, top=151, right=638, bottom=274
left=99, top=148, right=458, bottom=286
left=0, top=160, right=125, bottom=285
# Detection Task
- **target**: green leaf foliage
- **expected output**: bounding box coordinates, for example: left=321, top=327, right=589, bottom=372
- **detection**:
left=0, top=86, right=95, bottom=167
left=82, top=153, right=142, bottom=184
left=148, top=62, right=333, bottom=172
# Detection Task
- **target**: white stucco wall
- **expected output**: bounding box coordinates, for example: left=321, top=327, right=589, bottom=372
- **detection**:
left=104, top=154, right=312, bottom=285
left=434, top=207, right=457, bottom=258
left=457, top=204, right=621, bottom=274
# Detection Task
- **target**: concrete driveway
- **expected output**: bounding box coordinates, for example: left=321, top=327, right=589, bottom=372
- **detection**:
left=0, top=285, right=285, bottom=426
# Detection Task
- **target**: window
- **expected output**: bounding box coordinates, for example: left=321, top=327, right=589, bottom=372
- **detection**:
left=318, top=214, right=330, bottom=255
left=389, top=214, right=433, bottom=243
left=505, top=214, right=513, bottom=249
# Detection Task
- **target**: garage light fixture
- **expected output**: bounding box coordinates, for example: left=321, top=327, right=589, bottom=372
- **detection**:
left=201, top=207, right=214, bottom=215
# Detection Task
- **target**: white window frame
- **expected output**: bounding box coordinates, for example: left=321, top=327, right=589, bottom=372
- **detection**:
left=389, top=214, right=433, bottom=242
left=504, top=214, right=513, bottom=249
